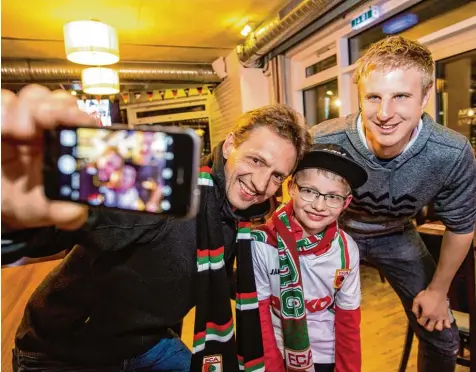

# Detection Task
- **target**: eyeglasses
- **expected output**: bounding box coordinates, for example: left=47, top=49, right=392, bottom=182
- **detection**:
left=295, top=183, right=349, bottom=209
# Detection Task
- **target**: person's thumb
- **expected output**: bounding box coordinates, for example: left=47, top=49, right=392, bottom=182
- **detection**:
left=49, top=202, right=88, bottom=230
left=412, top=299, right=421, bottom=318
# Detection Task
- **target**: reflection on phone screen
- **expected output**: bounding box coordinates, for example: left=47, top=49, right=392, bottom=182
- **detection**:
left=57, top=128, right=175, bottom=213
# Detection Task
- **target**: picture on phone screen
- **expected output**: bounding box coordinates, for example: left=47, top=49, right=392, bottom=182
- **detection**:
left=56, top=128, right=176, bottom=213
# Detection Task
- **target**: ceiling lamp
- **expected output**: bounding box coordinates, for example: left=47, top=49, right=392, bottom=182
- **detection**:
left=240, top=24, right=252, bottom=37
left=64, top=20, right=119, bottom=65
left=82, top=67, right=120, bottom=95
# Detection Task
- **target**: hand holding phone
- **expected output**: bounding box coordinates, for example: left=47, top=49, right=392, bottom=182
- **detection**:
left=1, top=86, right=94, bottom=231
left=43, top=126, right=201, bottom=219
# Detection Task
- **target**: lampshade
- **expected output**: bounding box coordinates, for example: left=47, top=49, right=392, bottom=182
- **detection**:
left=64, top=20, right=119, bottom=65
left=81, top=67, right=120, bottom=95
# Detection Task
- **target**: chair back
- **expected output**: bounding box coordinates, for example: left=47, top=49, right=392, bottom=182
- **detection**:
left=419, top=226, right=475, bottom=369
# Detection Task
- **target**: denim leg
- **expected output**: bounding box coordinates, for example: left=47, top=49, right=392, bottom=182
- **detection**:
left=313, top=363, right=335, bottom=372
left=125, top=337, right=191, bottom=372
left=357, top=229, right=459, bottom=372
left=12, top=348, right=121, bottom=372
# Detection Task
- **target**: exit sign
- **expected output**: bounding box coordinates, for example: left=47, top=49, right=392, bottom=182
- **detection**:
left=351, top=6, right=380, bottom=30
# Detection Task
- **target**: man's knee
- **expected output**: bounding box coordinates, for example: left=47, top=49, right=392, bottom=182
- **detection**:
left=417, top=322, right=460, bottom=357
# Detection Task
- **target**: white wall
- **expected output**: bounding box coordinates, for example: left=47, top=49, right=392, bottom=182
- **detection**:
left=208, top=50, right=271, bottom=148
left=208, top=50, right=243, bottom=148
left=240, top=67, right=270, bottom=113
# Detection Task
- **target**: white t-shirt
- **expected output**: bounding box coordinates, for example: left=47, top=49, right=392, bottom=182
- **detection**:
left=252, top=229, right=361, bottom=364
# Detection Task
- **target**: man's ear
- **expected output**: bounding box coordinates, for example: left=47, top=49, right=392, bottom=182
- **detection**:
left=421, top=83, right=433, bottom=110
left=343, top=195, right=353, bottom=209
left=222, top=133, right=235, bottom=160
left=287, top=178, right=295, bottom=197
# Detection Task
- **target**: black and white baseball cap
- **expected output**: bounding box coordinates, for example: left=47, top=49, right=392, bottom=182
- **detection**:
left=293, top=143, right=368, bottom=189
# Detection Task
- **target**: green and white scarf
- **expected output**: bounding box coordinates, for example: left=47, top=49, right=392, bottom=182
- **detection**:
left=191, top=144, right=265, bottom=372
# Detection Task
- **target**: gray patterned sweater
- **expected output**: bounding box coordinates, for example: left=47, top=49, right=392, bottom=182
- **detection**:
left=310, top=113, right=476, bottom=239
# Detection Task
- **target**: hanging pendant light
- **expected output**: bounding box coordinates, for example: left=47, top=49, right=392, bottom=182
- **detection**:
left=82, top=67, right=120, bottom=95
left=64, top=20, right=119, bottom=65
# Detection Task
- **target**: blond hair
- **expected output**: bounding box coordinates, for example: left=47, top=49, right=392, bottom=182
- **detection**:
left=232, top=104, right=311, bottom=162
left=353, top=36, right=434, bottom=94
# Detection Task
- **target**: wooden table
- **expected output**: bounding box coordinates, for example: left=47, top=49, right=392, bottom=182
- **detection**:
left=417, top=221, right=476, bottom=245
left=1, top=260, right=61, bottom=371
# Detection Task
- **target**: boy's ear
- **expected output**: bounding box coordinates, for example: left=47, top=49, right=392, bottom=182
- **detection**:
left=222, top=133, right=235, bottom=160
left=343, top=194, right=353, bottom=209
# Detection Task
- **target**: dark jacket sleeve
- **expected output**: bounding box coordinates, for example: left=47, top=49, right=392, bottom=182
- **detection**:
left=1, top=208, right=169, bottom=264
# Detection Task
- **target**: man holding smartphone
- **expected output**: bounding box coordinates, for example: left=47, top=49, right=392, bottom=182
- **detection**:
left=1, top=85, right=310, bottom=372
left=311, top=36, right=476, bottom=371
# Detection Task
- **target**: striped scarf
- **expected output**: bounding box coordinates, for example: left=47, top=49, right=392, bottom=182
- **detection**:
left=191, top=145, right=265, bottom=372
left=252, top=201, right=338, bottom=372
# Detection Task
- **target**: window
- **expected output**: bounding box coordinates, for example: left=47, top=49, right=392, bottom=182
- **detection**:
left=436, top=49, right=476, bottom=151
left=348, top=0, right=475, bottom=64
left=303, top=79, right=340, bottom=126
left=305, top=55, right=337, bottom=77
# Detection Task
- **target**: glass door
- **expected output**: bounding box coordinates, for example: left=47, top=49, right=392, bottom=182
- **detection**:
left=435, top=49, right=476, bottom=152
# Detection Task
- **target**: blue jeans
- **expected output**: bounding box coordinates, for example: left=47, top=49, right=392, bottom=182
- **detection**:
left=314, top=363, right=335, bottom=372
left=356, top=226, right=460, bottom=372
left=13, top=337, right=191, bottom=372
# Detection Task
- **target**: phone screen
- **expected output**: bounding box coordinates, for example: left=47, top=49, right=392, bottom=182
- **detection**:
left=47, top=127, right=195, bottom=215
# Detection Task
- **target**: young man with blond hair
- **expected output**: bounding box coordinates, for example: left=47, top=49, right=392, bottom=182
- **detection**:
left=1, top=84, right=310, bottom=372
left=311, top=35, right=476, bottom=371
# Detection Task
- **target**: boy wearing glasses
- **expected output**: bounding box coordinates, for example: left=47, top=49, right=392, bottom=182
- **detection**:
left=251, top=144, right=368, bottom=372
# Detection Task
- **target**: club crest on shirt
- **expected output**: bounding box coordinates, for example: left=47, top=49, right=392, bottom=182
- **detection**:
left=202, top=355, right=222, bottom=372
left=285, top=347, right=313, bottom=370
left=333, top=269, right=351, bottom=289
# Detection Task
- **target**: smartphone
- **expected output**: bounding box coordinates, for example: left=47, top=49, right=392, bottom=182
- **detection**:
left=43, top=125, right=201, bottom=219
